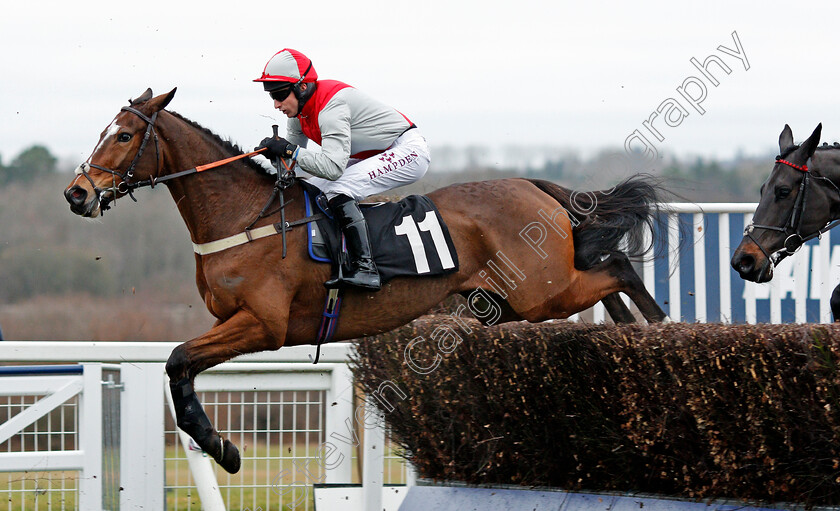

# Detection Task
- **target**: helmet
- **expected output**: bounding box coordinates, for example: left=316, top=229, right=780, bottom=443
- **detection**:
left=254, top=49, right=318, bottom=92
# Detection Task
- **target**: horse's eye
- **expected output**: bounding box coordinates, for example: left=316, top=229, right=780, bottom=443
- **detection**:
left=775, top=187, right=791, bottom=200
left=118, top=133, right=132, bottom=143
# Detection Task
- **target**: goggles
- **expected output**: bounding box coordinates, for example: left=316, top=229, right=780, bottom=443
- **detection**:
left=269, top=86, right=293, bottom=102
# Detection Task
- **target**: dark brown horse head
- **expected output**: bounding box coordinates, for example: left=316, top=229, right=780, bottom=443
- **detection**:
left=64, top=87, right=177, bottom=217
left=730, top=123, right=840, bottom=282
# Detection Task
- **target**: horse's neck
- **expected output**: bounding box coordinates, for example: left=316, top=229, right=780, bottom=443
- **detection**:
left=157, top=116, right=296, bottom=244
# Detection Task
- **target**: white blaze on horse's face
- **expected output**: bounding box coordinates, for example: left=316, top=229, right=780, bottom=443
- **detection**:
left=73, top=118, right=121, bottom=176
left=94, top=119, right=122, bottom=155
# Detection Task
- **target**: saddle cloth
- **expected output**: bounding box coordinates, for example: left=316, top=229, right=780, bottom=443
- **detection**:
left=299, top=180, right=459, bottom=284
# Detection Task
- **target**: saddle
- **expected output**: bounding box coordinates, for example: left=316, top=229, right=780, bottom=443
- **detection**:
left=298, top=180, right=459, bottom=285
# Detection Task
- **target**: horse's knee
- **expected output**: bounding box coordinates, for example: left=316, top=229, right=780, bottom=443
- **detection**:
left=590, top=252, right=633, bottom=287
left=166, top=344, right=190, bottom=381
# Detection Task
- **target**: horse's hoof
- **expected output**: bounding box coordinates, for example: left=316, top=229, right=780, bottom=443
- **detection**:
left=219, top=438, right=241, bottom=474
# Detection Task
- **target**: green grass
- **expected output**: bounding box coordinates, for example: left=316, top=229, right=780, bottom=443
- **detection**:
left=0, top=471, right=78, bottom=511
left=164, top=441, right=408, bottom=511
left=0, top=441, right=408, bottom=510
left=166, top=443, right=316, bottom=511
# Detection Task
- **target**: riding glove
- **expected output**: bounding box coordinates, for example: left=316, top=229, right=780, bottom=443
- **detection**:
left=257, top=137, right=298, bottom=160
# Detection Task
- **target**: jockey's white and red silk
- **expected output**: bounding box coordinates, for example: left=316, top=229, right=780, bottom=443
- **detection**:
left=256, top=49, right=430, bottom=199
left=304, top=128, right=430, bottom=201
left=288, top=82, right=428, bottom=199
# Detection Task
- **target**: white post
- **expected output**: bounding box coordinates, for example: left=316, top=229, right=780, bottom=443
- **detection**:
left=79, top=363, right=103, bottom=511
left=820, top=232, right=833, bottom=323
left=668, top=213, right=681, bottom=321
left=693, top=213, right=707, bottom=323
left=362, top=396, right=384, bottom=511
left=405, top=460, right=417, bottom=487
left=325, top=363, right=354, bottom=483
left=794, top=247, right=809, bottom=323
left=164, top=374, right=226, bottom=511
left=770, top=273, right=782, bottom=323
left=718, top=213, right=732, bottom=323
left=743, top=214, right=757, bottom=324
left=120, top=363, right=165, bottom=510
left=642, top=225, right=656, bottom=299
left=592, top=302, right=605, bottom=323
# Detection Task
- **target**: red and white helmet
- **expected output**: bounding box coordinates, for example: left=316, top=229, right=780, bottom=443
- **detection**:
left=254, top=48, right=318, bottom=91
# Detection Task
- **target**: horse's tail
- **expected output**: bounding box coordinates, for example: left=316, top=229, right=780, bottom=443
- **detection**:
left=526, top=174, right=666, bottom=269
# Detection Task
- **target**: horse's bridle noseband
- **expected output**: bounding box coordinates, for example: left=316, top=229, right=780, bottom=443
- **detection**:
left=78, top=105, right=161, bottom=211
left=745, top=157, right=840, bottom=266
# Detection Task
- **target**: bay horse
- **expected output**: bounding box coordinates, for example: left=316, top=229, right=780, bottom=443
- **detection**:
left=64, top=88, right=668, bottom=473
left=731, top=123, right=840, bottom=320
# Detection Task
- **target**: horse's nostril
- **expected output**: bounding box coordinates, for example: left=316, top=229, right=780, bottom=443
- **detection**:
left=738, top=254, right=755, bottom=274
left=64, top=186, right=88, bottom=207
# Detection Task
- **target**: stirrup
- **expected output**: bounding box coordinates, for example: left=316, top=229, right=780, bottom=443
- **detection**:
left=325, top=262, right=381, bottom=290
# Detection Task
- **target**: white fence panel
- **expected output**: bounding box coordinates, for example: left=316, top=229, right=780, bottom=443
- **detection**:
left=0, top=363, right=115, bottom=511
left=0, top=343, right=401, bottom=511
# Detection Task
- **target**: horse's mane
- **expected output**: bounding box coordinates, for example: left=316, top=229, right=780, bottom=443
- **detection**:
left=780, top=142, right=840, bottom=159
left=167, top=110, right=273, bottom=177
left=817, top=142, right=840, bottom=152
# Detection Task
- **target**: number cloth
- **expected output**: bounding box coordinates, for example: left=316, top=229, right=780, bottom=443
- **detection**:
left=300, top=180, right=459, bottom=283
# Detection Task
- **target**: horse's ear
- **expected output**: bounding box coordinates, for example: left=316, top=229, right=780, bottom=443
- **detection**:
left=130, top=88, right=154, bottom=106
left=799, top=123, right=823, bottom=159
left=147, top=88, right=177, bottom=113
left=779, top=124, right=794, bottom=152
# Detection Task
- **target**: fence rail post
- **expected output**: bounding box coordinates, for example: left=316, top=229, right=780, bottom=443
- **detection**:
left=120, top=363, right=165, bottom=510
left=362, top=396, right=385, bottom=511
left=718, top=213, right=732, bottom=323
left=693, top=213, right=707, bottom=322
left=79, top=363, right=103, bottom=510
left=325, top=362, right=355, bottom=484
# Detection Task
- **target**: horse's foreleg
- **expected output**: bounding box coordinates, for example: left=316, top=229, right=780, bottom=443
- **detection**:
left=165, top=309, right=278, bottom=474
left=601, top=293, right=636, bottom=323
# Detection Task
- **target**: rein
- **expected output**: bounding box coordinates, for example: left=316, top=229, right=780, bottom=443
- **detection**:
left=131, top=147, right=269, bottom=190
left=745, top=158, right=840, bottom=266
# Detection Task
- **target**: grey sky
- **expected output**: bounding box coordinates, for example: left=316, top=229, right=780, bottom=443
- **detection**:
left=1, top=0, right=836, bottom=167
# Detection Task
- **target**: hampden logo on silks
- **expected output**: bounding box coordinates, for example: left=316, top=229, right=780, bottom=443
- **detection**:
left=368, top=151, right=419, bottom=179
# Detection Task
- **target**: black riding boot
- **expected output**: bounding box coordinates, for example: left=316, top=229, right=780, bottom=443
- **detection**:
left=325, top=195, right=381, bottom=291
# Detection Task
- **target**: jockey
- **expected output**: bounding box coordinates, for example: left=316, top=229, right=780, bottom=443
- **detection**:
left=255, top=48, right=430, bottom=291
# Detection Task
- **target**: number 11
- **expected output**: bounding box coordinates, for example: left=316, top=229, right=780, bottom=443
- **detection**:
left=394, top=211, right=456, bottom=273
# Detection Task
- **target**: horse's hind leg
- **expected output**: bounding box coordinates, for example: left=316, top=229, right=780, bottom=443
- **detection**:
left=165, top=309, right=277, bottom=474
left=539, top=252, right=667, bottom=323
left=604, top=253, right=669, bottom=323
left=601, top=293, right=636, bottom=323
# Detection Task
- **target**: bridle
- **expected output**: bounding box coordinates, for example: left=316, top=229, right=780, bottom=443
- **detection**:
left=744, top=157, right=840, bottom=266
left=77, top=104, right=274, bottom=213
left=76, top=104, right=306, bottom=257
left=77, top=105, right=162, bottom=211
